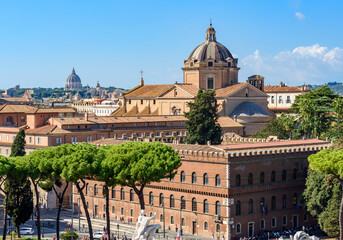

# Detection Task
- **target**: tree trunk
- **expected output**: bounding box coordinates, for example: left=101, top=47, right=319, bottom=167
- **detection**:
left=3, top=194, right=8, bottom=240
left=53, top=181, right=69, bottom=240
left=76, top=182, right=93, bottom=240
left=105, top=186, right=110, bottom=240
left=33, top=182, right=41, bottom=240
left=16, top=225, right=20, bottom=238
left=133, top=185, right=145, bottom=210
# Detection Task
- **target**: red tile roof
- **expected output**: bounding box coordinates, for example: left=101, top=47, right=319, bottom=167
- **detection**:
left=264, top=86, right=308, bottom=93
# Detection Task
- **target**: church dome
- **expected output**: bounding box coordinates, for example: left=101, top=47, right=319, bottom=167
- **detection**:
left=65, top=68, right=82, bottom=91
left=187, top=24, right=234, bottom=63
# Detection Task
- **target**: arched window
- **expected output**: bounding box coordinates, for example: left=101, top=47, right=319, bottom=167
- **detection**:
left=282, top=169, right=287, bottom=181
left=159, top=193, right=164, bottom=206
left=160, top=214, right=164, bottom=222
left=260, top=172, right=265, bottom=184
left=192, top=172, right=197, bottom=184
left=103, top=186, right=106, bottom=196
left=215, top=201, right=221, bottom=215
left=204, top=222, right=209, bottom=231
left=293, top=168, right=297, bottom=180
left=236, top=201, right=241, bottom=216
left=170, top=216, right=174, bottom=225
left=271, top=196, right=276, bottom=210
left=86, top=201, right=89, bottom=209
left=130, top=209, right=134, bottom=217
left=248, top=199, right=253, bottom=214
left=181, top=196, right=186, bottom=210
left=272, top=217, right=276, bottom=227
left=203, top=173, right=209, bottom=185
left=111, top=187, right=115, bottom=199
left=181, top=218, right=185, bottom=227
left=103, top=204, right=106, bottom=211
left=170, top=195, right=175, bottom=208
left=94, top=184, right=98, bottom=196
left=260, top=219, right=265, bottom=230
left=180, top=171, right=186, bottom=182
left=236, top=223, right=241, bottom=234
left=215, top=174, right=221, bottom=186
left=120, top=188, right=125, bottom=200
left=271, top=171, right=276, bottom=182
left=248, top=173, right=253, bottom=185
left=283, top=216, right=287, bottom=225
left=236, top=175, right=241, bottom=186
left=203, top=199, right=209, bottom=213
left=130, top=189, right=134, bottom=201
left=292, top=193, right=298, bottom=206
left=121, top=207, right=124, bottom=216
left=149, top=192, right=154, bottom=205
left=86, top=183, right=89, bottom=195
left=260, top=198, right=265, bottom=212
left=216, top=224, right=220, bottom=233
left=192, top=198, right=197, bottom=212
left=112, top=206, right=115, bottom=214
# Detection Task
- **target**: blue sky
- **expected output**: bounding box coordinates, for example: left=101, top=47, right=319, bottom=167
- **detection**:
left=0, top=0, right=342, bottom=89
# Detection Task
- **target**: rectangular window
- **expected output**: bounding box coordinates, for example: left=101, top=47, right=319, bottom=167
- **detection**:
left=12, top=136, right=15, bottom=141
left=56, top=137, right=62, bottom=144
left=71, top=137, right=77, bottom=143
left=207, top=78, right=214, bottom=90
left=286, top=96, right=291, bottom=103
left=6, top=149, right=9, bottom=155
left=208, top=62, right=213, bottom=67
left=29, top=137, right=32, bottom=143
left=271, top=96, right=275, bottom=104
left=87, top=136, right=92, bottom=142
left=279, top=96, right=283, bottom=103
left=153, top=100, right=156, bottom=105
left=129, top=100, right=131, bottom=104
left=6, top=135, right=9, bottom=142
left=0, top=135, right=2, bottom=141
left=141, top=100, right=143, bottom=104
left=181, top=122, right=183, bottom=126
left=37, top=137, right=40, bottom=144
left=228, top=62, right=231, bottom=67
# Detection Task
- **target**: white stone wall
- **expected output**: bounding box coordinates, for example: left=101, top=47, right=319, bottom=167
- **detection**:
left=267, top=92, right=302, bottom=109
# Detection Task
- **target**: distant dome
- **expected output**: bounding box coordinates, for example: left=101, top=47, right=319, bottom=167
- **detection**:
left=64, top=68, right=82, bottom=91
left=230, top=102, right=271, bottom=117
left=187, top=24, right=234, bottom=63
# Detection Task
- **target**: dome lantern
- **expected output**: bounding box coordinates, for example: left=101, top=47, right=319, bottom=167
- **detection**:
left=206, top=23, right=216, bottom=42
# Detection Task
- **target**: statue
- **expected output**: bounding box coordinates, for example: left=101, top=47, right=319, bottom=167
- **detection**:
left=293, top=231, right=319, bottom=240
left=132, top=210, right=161, bottom=240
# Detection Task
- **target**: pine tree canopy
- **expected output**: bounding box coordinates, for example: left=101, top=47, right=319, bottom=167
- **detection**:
left=10, top=129, right=26, bottom=157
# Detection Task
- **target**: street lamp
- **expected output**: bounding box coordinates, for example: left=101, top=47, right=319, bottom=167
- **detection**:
left=117, top=224, right=120, bottom=239
left=78, top=198, right=81, bottom=231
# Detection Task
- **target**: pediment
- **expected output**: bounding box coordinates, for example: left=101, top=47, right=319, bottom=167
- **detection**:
left=158, top=85, right=196, bottom=99
left=229, top=84, right=268, bottom=98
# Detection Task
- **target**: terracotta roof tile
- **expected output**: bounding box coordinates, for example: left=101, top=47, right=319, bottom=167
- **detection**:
left=0, top=105, right=37, bottom=113
left=125, top=85, right=173, bottom=98
left=25, top=125, right=57, bottom=134
left=176, top=84, right=199, bottom=96
left=215, top=83, right=248, bottom=97
left=264, top=86, right=308, bottom=93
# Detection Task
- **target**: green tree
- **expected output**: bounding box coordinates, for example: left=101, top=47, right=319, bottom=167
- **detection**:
left=333, top=97, right=343, bottom=139
left=37, top=145, right=72, bottom=240
left=10, top=129, right=26, bottom=157
left=252, top=117, right=290, bottom=139
left=0, top=157, right=26, bottom=240
left=5, top=178, right=33, bottom=238
left=184, top=90, right=222, bottom=145
left=115, top=142, right=181, bottom=210
left=308, top=149, right=343, bottom=239
left=61, top=143, right=99, bottom=240
left=291, top=86, right=337, bottom=138
left=303, top=170, right=341, bottom=236
left=93, top=145, right=122, bottom=240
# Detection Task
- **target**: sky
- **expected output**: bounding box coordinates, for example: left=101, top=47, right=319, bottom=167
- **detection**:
left=0, top=0, right=342, bottom=89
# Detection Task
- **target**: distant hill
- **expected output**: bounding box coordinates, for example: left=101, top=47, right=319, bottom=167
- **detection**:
left=310, top=82, right=343, bottom=95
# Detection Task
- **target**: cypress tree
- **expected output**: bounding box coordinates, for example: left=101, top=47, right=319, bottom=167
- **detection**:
left=10, top=129, right=26, bottom=157
left=184, top=90, right=222, bottom=145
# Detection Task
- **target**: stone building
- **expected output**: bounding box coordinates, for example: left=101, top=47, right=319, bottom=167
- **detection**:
left=264, top=82, right=310, bottom=114
left=74, top=138, right=329, bottom=239
left=113, top=24, right=272, bottom=136
left=65, top=68, right=82, bottom=91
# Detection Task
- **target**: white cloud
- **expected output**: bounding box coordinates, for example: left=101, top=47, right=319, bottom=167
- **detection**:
left=295, top=12, right=305, bottom=20
left=240, top=44, right=343, bottom=85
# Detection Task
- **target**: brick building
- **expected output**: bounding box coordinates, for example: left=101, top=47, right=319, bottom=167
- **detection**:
left=74, top=139, right=329, bottom=239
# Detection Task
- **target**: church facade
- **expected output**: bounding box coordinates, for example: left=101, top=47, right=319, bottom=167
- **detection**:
left=113, top=25, right=272, bottom=136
